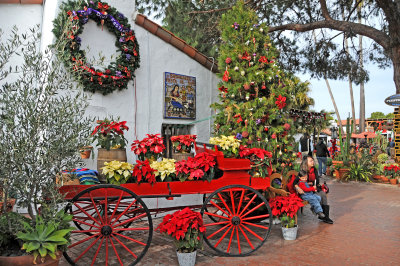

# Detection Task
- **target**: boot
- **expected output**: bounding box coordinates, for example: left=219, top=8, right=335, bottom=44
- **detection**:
left=317, top=212, right=325, bottom=219
left=322, top=204, right=334, bottom=224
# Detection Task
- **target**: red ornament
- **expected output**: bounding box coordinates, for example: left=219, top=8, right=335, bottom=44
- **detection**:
left=264, top=126, right=269, bottom=132
left=225, top=57, right=232, bottom=64
left=283, top=123, right=291, bottom=131
left=242, top=131, right=249, bottom=138
left=243, top=83, right=250, bottom=90
left=271, top=133, right=277, bottom=139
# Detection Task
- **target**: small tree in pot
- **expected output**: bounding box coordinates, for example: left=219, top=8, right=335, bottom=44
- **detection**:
left=156, top=207, right=205, bottom=266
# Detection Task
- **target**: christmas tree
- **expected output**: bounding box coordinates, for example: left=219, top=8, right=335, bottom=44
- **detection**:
left=211, top=1, right=314, bottom=173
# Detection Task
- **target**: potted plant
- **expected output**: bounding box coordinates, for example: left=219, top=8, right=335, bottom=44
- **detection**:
left=150, top=158, right=177, bottom=182
left=268, top=194, right=304, bottom=240
left=156, top=207, right=205, bottom=266
left=79, top=145, right=93, bottom=159
left=101, top=160, right=134, bottom=185
left=92, top=118, right=129, bottom=181
left=384, top=164, right=399, bottom=185
left=132, top=160, right=157, bottom=184
left=175, top=152, right=217, bottom=182
left=209, top=135, right=241, bottom=158
left=131, top=133, right=166, bottom=162
left=171, top=135, right=197, bottom=161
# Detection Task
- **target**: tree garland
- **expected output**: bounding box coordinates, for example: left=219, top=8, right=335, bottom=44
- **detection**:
left=53, top=0, right=140, bottom=95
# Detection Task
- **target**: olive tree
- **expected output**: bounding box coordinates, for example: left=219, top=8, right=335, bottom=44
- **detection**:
left=0, top=25, right=93, bottom=218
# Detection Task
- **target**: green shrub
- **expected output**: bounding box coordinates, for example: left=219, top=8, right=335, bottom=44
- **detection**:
left=377, top=153, right=389, bottom=164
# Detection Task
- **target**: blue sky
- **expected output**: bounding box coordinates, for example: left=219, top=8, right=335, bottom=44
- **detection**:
left=298, top=63, right=395, bottom=121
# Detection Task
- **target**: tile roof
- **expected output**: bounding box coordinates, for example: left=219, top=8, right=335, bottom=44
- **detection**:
left=341, top=119, right=360, bottom=125
left=135, top=14, right=219, bottom=73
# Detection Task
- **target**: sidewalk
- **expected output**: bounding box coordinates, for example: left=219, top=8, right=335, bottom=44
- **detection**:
left=60, top=179, right=400, bottom=265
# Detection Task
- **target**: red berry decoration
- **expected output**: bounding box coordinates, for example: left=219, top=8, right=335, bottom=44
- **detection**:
left=271, top=133, right=277, bottom=139
left=225, top=57, right=232, bottom=64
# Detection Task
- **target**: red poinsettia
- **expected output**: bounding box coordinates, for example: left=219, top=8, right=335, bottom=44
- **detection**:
left=258, top=56, right=269, bottom=63
left=268, top=193, right=304, bottom=218
left=156, top=207, right=205, bottom=252
left=384, top=164, right=400, bottom=179
left=131, top=134, right=165, bottom=161
left=239, top=145, right=272, bottom=160
left=132, top=160, right=157, bottom=184
left=275, top=95, right=287, bottom=109
left=218, top=86, right=228, bottom=93
left=91, top=119, right=129, bottom=149
left=175, top=152, right=216, bottom=181
left=170, top=135, right=197, bottom=153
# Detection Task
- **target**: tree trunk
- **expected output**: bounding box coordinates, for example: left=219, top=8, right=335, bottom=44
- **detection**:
left=324, top=78, right=343, bottom=129
left=358, top=3, right=365, bottom=133
left=392, top=45, right=400, bottom=94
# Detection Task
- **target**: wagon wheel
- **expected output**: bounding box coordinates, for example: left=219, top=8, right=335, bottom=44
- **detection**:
left=202, top=191, right=242, bottom=223
left=201, top=185, right=272, bottom=257
left=64, top=185, right=153, bottom=266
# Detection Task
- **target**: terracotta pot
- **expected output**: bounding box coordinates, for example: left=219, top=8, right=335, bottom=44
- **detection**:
left=372, top=175, right=382, bottom=180
left=0, top=253, right=60, bottom=265
left=338, top=168, right=350, bottom=180
left=0, top=198, right=16, bottom=214
left=389, top=178, right=397, bottom=185
left=332, top=160, right=343, bottom=166
left=381, top=176, right=389, bottom=182
left=97, top=148, right=127, bottom=183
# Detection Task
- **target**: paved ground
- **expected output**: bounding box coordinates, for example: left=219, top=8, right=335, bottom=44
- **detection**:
left=60, top=178, right=400, bottom=265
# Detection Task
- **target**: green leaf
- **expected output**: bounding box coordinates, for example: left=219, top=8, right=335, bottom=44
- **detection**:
left=42, top=242, right=56, bottom=253
left=26, top=241, right=40, bottom=252
left=38, top=246, right=48, bottom=258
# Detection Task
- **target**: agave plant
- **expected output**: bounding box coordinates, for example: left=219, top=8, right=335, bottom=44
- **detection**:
left=345, top=163, right=372, bottom=182
left=16, top=210, right=74, bottom=263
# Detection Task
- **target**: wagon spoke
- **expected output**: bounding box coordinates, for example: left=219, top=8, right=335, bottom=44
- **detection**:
left=241, top=213, right=270, bottom=221
left=241, top=223, right=264, bottom=241
left=109, top=236, right=124, bottom=266
left=90, top=236, right=104, bottom=266
left=109, top=191, right=124, bottom=222
left=236, top=189, right=245, bottom=216
left=74, top=234, right=102, bottom=263
left=111, top=234, right=138, bottom=259
left=214, top=225, right=233, bottom=248
left=218, top=192, right=233, bottom=216
left=240, top=202, right=266, bottom=219
left=104, top=189, right=108, bottom=224
left=230, top=190, right=236, bottom=216
left=105, top=237, right=109, bottom=266
left=227, top=224, right=235, bottom=253
left=242, top=221, right=269, bottom=230
left=113, top=232, right=147, bottom=246
left=111, top=199, right=138, bottom=226
left=204, top=211, right=230, bottom=221
left=113, top=212, right=147, bottom=229
left=112, top=227, right=150, bottom=231
left=207, top=223, right=231, bottom=239
left=73, top=202, right=102, bottom=226
left=72, top=218, right=101, bottom=229
left=209, top=200, right=230, bottom=217
left=69, top=233, right=100, bottom=248
left=236, top=226, right=241, bottom=254
left=89, top=192, right=104, bottom=224
left=239, top=225, right=254, bottom=250
left=238, top=194, right=257, bottom=217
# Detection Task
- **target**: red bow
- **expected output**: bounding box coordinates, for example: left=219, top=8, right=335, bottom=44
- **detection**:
left=98, top=2, right=109, bottom=10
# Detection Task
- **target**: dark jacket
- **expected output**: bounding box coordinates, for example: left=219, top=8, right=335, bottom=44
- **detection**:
left=316, top=141, right=329, bottom=157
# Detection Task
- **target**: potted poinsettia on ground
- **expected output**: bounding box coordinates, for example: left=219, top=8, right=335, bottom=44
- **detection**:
left=384, top=164, right=399, bottom=185
left=269, top=194, right=304, bottom=240
left=156, top=207, right=205, bottom=266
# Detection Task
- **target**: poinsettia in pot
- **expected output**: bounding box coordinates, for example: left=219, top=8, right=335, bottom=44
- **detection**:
left=269, top=194, right=304, bottom=240
left=150, top=158, right=177, bottom=182
left=131, top=134, right=165, bottom=162
left=156, top=207, right=205, bottom=266
left=175, top=152, right=216, bottom=182
left=384, top=164, right=399, bottom=184
left=209, top=135, right=241, bottom=158
left=132, top=160, right=157, bottom=184
left=239, top=145, right=272, bottom=177
left=101, top=160, right=134, bottom=185
left=92, top=118, right=129, bottom=182
left=171, top=135, right=197, bottom=153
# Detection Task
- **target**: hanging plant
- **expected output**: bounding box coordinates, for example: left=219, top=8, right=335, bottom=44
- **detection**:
left=53, top=0, right=140, bottom=95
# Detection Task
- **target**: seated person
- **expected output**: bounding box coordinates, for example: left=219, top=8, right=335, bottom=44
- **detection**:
left=297, top=170, right=325, bottom=220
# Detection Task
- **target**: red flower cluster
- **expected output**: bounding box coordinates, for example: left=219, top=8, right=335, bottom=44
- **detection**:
left=384, top=164, right=399, bottom=178
left=156, top=207, right=205, bottom=241
left=132, top=160, right=157, bottom=184
left=222, top=70, right=230, bottom=82
left=175, top=152, right=216, bottom=181
left=268, top=194, right=304, bottom=218
left=170, top=135, right=197, bottom=152
left=258, top=56, right=269, bottom=63
left=275, top=95, right=287, bottom=109
left=239, top=146, right=272, bottom=160
left=92, top=120, right=129, bottom=136
left=131, top=134, right=165, bottom=160
left=218, top=86, right=228, bottom=93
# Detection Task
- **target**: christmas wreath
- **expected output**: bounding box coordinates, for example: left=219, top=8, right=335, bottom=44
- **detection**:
left=53, top=0, right=140, bottom=95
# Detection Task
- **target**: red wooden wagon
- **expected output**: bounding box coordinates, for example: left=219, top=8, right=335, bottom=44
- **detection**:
left=59, top=144, right=272, bottom=265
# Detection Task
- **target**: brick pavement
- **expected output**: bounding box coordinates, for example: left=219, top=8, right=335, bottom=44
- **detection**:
left=60, top=179, right=400, bottom=265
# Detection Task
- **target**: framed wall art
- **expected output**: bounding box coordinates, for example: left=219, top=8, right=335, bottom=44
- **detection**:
left=164, top=72, right=196, bottom=119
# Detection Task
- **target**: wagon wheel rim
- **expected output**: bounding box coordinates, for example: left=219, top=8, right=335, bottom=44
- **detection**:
left=64, top=184, right=153, bottom=266
left=201, top=185, right=272, bottom=257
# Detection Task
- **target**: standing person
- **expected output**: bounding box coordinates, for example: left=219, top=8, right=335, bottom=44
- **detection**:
left=299, top=133, right=310, bottom=158
left=316, top=139, right=330, bottom=176
left=293, top=155, right=334, bottom=224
